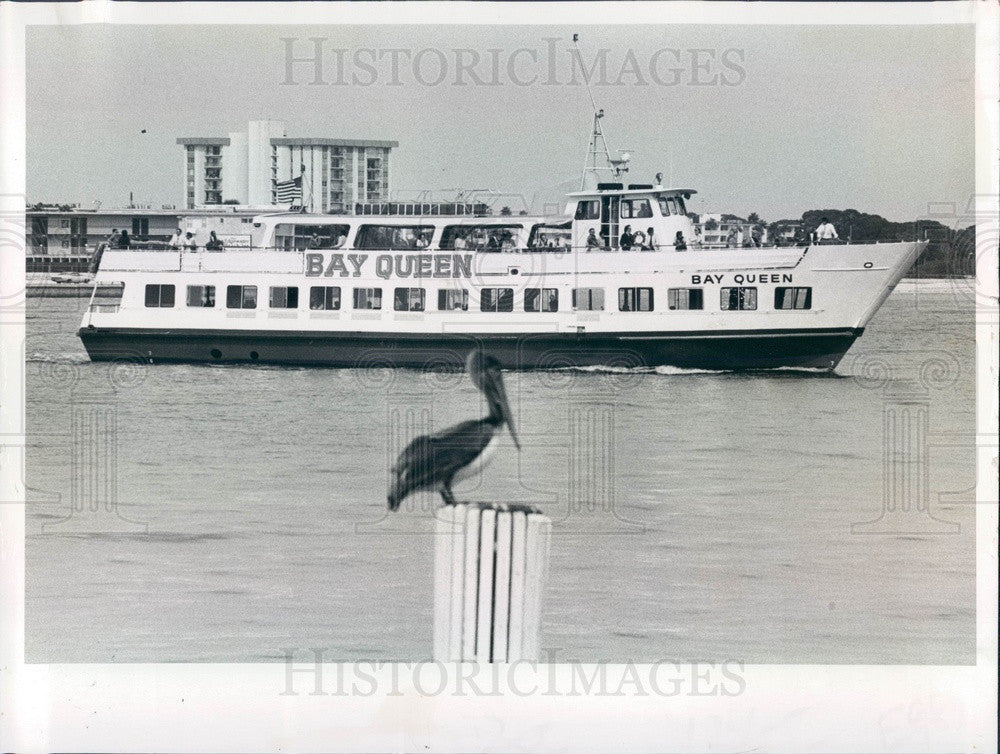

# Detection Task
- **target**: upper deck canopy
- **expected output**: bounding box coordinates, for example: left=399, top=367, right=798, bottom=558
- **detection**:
left=250, top=212, right=560, bottom=225
left=567, top=186, right=698, bottom=199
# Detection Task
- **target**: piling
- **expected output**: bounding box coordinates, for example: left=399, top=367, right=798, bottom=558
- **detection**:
left=432, top=503, right=551, bottom=662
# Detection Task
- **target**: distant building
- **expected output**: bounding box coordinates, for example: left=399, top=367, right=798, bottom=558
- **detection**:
left=692, top=213, right=777, bottom=247
left=771, top=221, right=803, bottom=243
left=25, top=205, right=269, bottom=271
left=177, top=120, right=398, bottom=213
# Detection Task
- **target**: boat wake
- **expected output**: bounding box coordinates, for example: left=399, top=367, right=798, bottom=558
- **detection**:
left=553, top=364, right=726, bottom=376
left=552, top=364, right=840, bottom=378
left=26, top=351, right=90, bottom=365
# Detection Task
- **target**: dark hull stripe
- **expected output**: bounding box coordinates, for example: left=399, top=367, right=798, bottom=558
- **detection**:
left=77, top=326, right=863, bottom=370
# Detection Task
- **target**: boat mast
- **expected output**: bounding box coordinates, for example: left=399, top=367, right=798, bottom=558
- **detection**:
left=575, top=34, right=631, bottom=190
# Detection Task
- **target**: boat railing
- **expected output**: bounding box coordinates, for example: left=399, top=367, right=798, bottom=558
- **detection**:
left=97, top=240, right=891, bottom=259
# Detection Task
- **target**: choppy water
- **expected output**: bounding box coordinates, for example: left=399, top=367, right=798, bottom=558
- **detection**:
left=25, top=279, right=976, bottom=663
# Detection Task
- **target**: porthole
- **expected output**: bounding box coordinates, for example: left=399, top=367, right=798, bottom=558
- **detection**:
left=210, top=348, right=222, bottom=359
left=863, top=261, right=873, bottom=269
left=250, top=351, right=259, bottom=360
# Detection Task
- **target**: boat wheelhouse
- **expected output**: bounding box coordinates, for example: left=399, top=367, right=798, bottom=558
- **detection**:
left=77, top=182, right=923, bottom=371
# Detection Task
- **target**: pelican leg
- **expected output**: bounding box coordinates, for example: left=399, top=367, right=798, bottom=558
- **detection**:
left=440, top=483, right=458, bottom=506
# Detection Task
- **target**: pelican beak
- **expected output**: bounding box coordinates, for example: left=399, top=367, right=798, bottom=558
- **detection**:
left=485, top=367, right=520, bottom=450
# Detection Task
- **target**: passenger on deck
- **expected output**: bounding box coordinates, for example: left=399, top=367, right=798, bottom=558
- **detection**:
left=117, top=230, right=131, bottom=249
left=415, top=233, right=430, bottom=249
left=674, top=231, right=687, bottom=251
left=205, top=231, right=224, bottom=251
left=619, top=225, right=634, bottom=251
left=308, top=232, right=323, bottom=249
left=586, top=228, right=602, bottom=250
left=500, top=231, right=516, bottom=252
left=168, top=228, right=183, bottom=249
left=816, top=217, right=839, bottom=242
left=453, top=233, right=467, bottom=251
left=108, top=229, right=121, bottom=248
left=184, top=232, right=198, bottom=250
left=643, top=227, right=657, bottom=250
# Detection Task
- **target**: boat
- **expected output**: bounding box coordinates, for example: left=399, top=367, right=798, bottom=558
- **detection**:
left=76, top=114, right=924, bottom=371
left=75, top=190, right=922, bottom=371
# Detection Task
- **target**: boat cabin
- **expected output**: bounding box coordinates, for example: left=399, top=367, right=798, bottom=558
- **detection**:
left=566, top=183, right=697, bottom=251
left=252, top=214, right=575, bottom=253
left=249, top=185, right=696, bottom=254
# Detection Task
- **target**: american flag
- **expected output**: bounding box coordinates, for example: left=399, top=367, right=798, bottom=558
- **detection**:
left=275, top=176, right=302, bottom=204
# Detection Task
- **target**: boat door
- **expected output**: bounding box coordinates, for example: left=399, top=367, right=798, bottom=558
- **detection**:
left=600, top=195, right=620, bottom=249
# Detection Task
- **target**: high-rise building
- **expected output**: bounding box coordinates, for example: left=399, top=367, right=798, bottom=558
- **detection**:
left=178, top=120, right=398, bottom=213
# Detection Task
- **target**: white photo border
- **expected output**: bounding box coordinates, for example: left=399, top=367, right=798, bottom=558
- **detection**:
left=1, top=2, right=996, bottom=752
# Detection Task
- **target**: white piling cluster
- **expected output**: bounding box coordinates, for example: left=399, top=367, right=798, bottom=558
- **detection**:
left=433, top=503, right=551, bottom=663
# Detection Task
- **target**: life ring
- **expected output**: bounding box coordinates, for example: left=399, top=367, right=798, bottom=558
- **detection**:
left=632, top=231, right=647, bottom=247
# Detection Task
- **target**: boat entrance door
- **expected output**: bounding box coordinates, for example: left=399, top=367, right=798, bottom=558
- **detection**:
left=600, top=195, right=620, bottom=249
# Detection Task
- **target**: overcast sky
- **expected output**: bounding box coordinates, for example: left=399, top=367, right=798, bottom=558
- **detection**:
left=27, top=23, right=974, bottom=222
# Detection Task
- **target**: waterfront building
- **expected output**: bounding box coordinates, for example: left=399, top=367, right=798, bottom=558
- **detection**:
left=25, top=205, right=269, bottom=272
left=177, top=120, right=398, bottom=213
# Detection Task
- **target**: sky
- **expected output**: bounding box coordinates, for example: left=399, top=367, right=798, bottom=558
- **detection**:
left=26, top=23, right=975, bottom=223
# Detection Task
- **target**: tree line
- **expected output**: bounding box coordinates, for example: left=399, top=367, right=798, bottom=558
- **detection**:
left=724, top=208, right=976, bottom=278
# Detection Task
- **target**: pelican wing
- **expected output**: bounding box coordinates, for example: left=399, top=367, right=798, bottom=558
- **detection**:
left=388, top=419, right=493, bottom=507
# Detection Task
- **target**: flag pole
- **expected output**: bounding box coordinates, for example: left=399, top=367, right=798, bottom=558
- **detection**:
left=300, top=162, right=310, bottom=213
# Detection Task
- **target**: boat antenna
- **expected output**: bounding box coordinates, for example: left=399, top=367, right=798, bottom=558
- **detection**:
left=573, top=34, right=631, bottom=190
left=573, top=33, right=600, bottom=116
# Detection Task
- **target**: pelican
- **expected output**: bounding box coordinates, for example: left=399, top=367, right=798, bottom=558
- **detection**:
left=387, top=350, right=520, bottom=511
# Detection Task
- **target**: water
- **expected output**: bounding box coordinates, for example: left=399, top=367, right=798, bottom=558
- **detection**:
left=24, top=279, right=976, bottom=663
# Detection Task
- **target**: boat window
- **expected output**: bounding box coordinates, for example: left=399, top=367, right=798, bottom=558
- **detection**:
left=774, top=287, right=812, bottom=310
left=572, top=287, right=605, bottom=311
left=658, top=196, right=687, bottom=216
left=575, top=200, right=600, bottom=220
left=480, top=287, right=514, bottom=312
left=269, top=286, right=299, bottom=309
left=186, top=285, right=215, bottom=308
left=274, top=223, right=349, bottom=251
left=620, top=199, right=653, bottom=219
left=394, top=287, right=426, bottom=311
left=524, top=288, right=559, bottom=312
left=619, top=287, right=654, bottom=312
left=437, top=289, right=469, bottom=311
left=144, top=284, right=175, bottom=308
left=528, top=222, right=572, bottom=250
left=721, top=287, right=757, bottom=311
left=440, top=225, right=521, bottom=252
left=226, top=285, right=257, bottom=309
left=667, top=288, right=703, bottom=310
left=309, top=286, right=341, bottom=310
left=353, top=287, right=382, bottom=310
left=355, top=225, right=435, bottom=251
